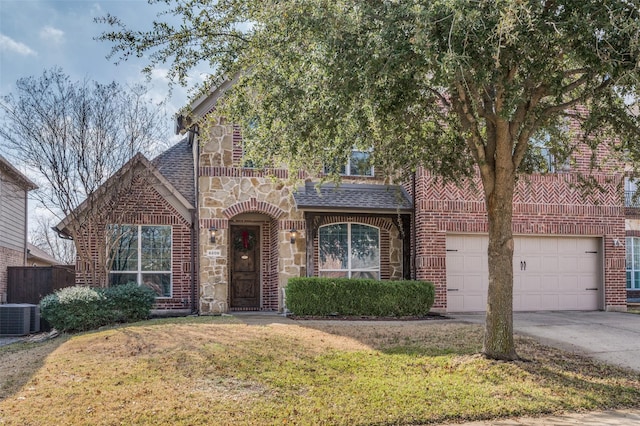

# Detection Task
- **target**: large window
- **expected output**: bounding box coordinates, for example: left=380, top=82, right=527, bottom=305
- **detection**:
left=625, top=178, right=639, bottom=207
left=318, top=223, right=380, bottom=279
left=324, top=150, right=374, bottom=177
left=107, top=225, right=172, bottom=297
left=521, top=130, right=570, bottom=173
left=627, top=237, right=640, bottom=289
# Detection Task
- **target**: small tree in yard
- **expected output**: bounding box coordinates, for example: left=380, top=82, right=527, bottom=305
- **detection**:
left=0, top=68, right=167, bottom=287
left=98, top=1, right=640, bottom=360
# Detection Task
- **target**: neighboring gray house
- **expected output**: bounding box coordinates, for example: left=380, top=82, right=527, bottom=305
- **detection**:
left=0, top=155, right=37, bottom=303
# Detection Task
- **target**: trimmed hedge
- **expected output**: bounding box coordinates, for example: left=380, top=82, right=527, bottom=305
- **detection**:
left=285, top=277, right=435, bottom=316
left=40, top=283, right=156, bottom=332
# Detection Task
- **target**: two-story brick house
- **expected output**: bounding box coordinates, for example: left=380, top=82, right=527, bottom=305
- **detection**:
left=56, top=85, right=629, bottom=315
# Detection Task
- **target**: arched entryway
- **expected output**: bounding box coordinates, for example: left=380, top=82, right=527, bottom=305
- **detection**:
left=228, top=212, right=279, bottom=311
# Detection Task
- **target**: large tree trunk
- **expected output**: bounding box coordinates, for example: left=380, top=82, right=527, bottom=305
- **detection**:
left=482, top=160, right=518, bottom=360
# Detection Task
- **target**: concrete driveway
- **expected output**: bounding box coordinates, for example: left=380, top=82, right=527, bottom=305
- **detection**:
left=451, top=311, right=640, bottom=372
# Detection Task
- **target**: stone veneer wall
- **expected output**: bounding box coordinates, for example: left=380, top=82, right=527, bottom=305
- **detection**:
left=198, top=120, right=305, bottom=313
left=415, top=170, right=626, bottom=312
left=197, top=120, right=405, bottom=314
left=197, top=173, right=306, bottom=313
left=0, top=246, right=25, bottom=303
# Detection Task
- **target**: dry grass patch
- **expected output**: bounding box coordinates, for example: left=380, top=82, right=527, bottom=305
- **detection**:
left=0, top=316, right=639, bottom=425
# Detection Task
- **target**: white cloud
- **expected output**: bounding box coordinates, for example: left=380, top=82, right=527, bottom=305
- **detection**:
left=0, top=33, right=36, bottom=56
left=90, top=3, right=104, bottom=16
left=149, top=67, right=171, bottom=84
left=39, top=26, right=65, bottom=44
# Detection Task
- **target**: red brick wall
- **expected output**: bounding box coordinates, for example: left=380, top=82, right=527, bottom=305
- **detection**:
left=415, top=169, right=626, bottom=311
left=0, top=246, right=25, bottom=303
left=74, top=175, right=194, bottom=311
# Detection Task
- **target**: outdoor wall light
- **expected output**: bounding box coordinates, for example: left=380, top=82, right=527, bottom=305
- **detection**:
left=290, top=228, right=297, bottom=244
left=209, top=226, right=217, bottom=244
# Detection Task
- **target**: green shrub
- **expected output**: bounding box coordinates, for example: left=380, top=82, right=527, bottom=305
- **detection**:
left=285, top=277, right=435, bottom=316
left=41, top=284, right=156, bottom=332
left=103, top=283, right=156, bottom=322
left=40, top=286, right=110, bottom=332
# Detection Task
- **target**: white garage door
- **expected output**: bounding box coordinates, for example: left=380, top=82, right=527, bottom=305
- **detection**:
left=446, top=235, right=602, bottom=312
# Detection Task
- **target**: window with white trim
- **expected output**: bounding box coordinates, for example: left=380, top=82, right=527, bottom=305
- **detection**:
left=318, top=223, right=380, bottom=279
left=522, top=129, right=570, bottom=173
left=324, top=150, right=374, bottom=176
left=625, top=178, right=639, bottom=207
left=107, top=225, right=172, bottom=297
left=626, top=237, right=640, bottom=289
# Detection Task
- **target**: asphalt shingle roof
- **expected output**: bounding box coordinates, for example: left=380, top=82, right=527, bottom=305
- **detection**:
left=152, top=137, right=195, bottom=207
left=294, top=182, right=412, bottom=212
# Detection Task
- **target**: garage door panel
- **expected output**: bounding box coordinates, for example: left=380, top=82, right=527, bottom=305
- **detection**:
left=558, top=257, right=579, bottom=272
left=446, top=235, right=601, bottom=312
left=520, top=275, right=542, bottom=292
left=541, top=294, right=560, bottom=310
left=515, top=294, right=543, bottom=311
left=464, top=255, right=485, bottom=271
left=578, top=256, right=599, bottom=273
left=541, top=276, right=559, bottom=292
left=449, top=293, right=485, bottom=312
left=540, top=256, right=559, bottom=270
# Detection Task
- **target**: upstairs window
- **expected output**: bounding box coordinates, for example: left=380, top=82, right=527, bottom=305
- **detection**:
left=107, top=225, right=172, bottom=297
left=625, top=178, right=639, bottom=207
left=324, top=150, right=374, bottom=177
left=520, top=128, right=570, bottom=174
left=318, top=223, right=380, bottom=279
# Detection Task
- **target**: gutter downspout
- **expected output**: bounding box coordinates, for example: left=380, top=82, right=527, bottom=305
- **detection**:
left=412, top=171, right=417, bottom=280
left=190, top=126, right=200, bottom=315
left=23, top=189, right=29, bottom=266
left=190, top=209, right=198, bottom=314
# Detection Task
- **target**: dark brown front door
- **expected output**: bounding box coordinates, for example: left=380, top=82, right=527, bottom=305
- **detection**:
left=230, top=225, right=260, bottom=309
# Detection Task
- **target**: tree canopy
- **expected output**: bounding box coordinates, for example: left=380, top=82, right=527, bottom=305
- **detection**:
left=0, top=68, right=168, bottom=284
left=99, top=0, right=640, bottom=359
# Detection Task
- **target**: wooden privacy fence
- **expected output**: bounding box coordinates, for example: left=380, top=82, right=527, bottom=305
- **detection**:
left=7, top=265, right=75, bottom=304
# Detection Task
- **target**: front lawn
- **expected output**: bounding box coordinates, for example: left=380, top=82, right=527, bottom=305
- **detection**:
left=1, top=316, right=639, bottom=425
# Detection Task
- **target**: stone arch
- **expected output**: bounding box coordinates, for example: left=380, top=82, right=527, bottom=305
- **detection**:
left=226, top=205, right=282, bottom=312
left=222, top=197, right=285, bottom=220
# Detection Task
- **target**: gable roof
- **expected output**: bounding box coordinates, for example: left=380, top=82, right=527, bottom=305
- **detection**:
left=152, top=137, right=195, bottom=207
left=175, top=75, right=239, bottom=133
left=27, top=243, right=62, bottom=266
left=0, top=155, right=37, bottom=191
left=294, top=182, right=413, bottom=213
left=54, top=144, right=195, bottom=238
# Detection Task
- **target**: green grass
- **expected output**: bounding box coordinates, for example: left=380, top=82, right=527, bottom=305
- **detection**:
left=1, top=317, right=639, bottom=425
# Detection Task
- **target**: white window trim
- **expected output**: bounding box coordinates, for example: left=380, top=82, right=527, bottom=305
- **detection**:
left=323, top=149, right=374, bottom=177
left=318, top=222, right=381, bottom=279
left=627, top=237, right=640, bottom=289
left=108, top=224, right=173, bottom=298
left=625, top=178, right=639, bottom=207
left=344, top=150, right=374, bottom=177
left=530, top=131, right=570, bottom=173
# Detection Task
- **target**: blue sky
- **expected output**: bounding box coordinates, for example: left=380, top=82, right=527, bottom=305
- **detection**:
left=0, top=0, right=207, bottom=135
left=0, top=0, right=211, bottom=233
